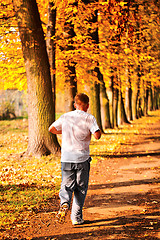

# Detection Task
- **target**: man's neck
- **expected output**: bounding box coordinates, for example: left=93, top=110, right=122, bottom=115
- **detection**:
left=74, top=102, right=89, bottom=112
left=77, top=108, right=86, bottom=112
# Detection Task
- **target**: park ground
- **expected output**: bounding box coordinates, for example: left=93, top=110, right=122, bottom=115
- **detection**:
left=0, top=110, right=160, bottom=239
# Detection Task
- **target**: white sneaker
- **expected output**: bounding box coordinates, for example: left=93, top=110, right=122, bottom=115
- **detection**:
left=72, top=219, right=84, bottom=225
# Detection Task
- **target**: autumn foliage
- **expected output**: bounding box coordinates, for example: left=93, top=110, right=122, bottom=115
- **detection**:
left=0, top=0, right=160, bottom=128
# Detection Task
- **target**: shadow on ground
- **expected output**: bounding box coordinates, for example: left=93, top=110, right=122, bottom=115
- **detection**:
left=29, top=178, right=160, bottom=240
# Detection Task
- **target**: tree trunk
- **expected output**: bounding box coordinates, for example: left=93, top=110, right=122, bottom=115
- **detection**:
left=132, top=82, right=137, bottom=120
left=100, top=81, right=112, bottom=129
left=125, top=72, right=133, bottom=121
left=62, top=1, right=77, bottom=112
left=107, top=76, right=113, bottom=128
left=64, top=65, right=77, bottom=112
left=110, top=74, right=118, bottom=128
left=90, top=81, right=103, bottom=132
left=134, top=3, right=143, bottom=120
left=142, top=85, right=149, bottom=116
left=118, top=90, right=130, bottom=126
left=13, top=0, right=60, bottom=157
left=136, top=74, right=143, bottom=119
left=153, top=87, right=159, bottom=110
left=46, top=1, right=56, bottom=119
left=149, top=87, right=153, bottom=111
left=132, top=70, right=141, bottom=120
left=109, top=74, right=118, bottom=128
left=112, top=87, right=119, bottom=128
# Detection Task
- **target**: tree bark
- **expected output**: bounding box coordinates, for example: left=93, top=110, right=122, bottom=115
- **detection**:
left=142, top=84, right=149, bottom=116
left=125, top=69, right=133, bottom=121
left=153, top=87, right=159, bottom=110
left=112, top=87, right=118, bottom=128
left=100, top=80, right=112, bottom=129
left=64, top=65, right=77, bottom=112
left=62, top=1, right=77, bottom=112
left=46, top=1, right=56, bottom=120
left=89, top=81, right=103, bottom=132
left=118, top=90, right=130, bottom=125
left=109, top=74, right=118, bottom=128
left=13, top=0, right=60, bottom=157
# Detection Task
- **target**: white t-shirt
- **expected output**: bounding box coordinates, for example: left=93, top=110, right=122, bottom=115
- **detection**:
left=52, top=110, right=100, bottom=163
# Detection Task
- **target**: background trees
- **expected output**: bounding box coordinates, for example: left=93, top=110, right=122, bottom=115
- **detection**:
left=0, top=0, right=159, bottom=156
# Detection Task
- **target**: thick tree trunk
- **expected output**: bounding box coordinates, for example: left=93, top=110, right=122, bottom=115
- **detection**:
left=13, top=0, right=60, bottom=157
left=100, top=81, right=112, bottom=129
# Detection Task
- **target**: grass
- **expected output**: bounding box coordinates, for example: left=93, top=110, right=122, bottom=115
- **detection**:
left=0, top=110, right=160, bottom=230
left=0, top=184, right=56, bottom=229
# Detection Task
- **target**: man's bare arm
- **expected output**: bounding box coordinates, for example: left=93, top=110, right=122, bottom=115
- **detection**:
left=93, top=130, right=101, bottom=140
left=49, top=125, right=62, bottom=134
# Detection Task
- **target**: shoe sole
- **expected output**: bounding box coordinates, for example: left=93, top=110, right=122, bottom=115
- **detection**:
left=72, top=220, right=84, bottom=225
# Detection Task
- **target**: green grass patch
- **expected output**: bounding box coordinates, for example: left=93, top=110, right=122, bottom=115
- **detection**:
left=0, top=184, right=58, bottom=229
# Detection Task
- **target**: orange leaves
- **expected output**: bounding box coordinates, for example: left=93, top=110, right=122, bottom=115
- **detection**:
left=0, top=0, right=15, bottom=22
left=0, top=0, right=160, bottom=94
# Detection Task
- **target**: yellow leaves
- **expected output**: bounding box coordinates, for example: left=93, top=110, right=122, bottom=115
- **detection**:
left=100, top=1, right=109, bottom=5
left=0, top=118, right=62, bottom=185
left=124, top=48, right=132, bottom=55
left=0, top=0, right=15, bottom=21
left=0, top=119, right=60, bottom=229
left=0, top=184, right=57, bottom=228
left=119, top=1, right=128, bottom=7
left=1, top=0, right=160, bottom=93
left=0, top=23, right=27, bottom=90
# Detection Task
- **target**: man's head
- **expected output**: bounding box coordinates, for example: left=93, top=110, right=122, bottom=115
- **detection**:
left=74, top=93, right=89, bottom=112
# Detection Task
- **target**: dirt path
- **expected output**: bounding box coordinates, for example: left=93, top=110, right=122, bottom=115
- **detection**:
left=5, top=111, right=160, bottom=239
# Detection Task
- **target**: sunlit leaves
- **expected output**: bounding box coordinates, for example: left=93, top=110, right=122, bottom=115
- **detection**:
left=0, top=0, right=159, bottom=96
left=0, top=1, right=26, bottom=90
left=0, top=119, right=61, bottom=186
left=0, top=119, right=61, bottom=228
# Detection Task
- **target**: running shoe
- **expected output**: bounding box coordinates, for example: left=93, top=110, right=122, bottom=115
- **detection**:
left=56, top=203, right=69, bottom=224
left=72, top=219, right=84, bottom=225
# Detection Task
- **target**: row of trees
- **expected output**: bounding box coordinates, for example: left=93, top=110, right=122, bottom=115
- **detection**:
left=0, top=0, right=160, bottom=157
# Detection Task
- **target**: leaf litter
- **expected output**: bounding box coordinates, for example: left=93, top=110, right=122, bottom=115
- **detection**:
left=0, top=111, right=160, bottom=239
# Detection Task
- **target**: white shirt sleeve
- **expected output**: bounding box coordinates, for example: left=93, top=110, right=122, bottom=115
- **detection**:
left=52, top=115, right=64, bottom=131
left=89, top=116, right=100, bottom=134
